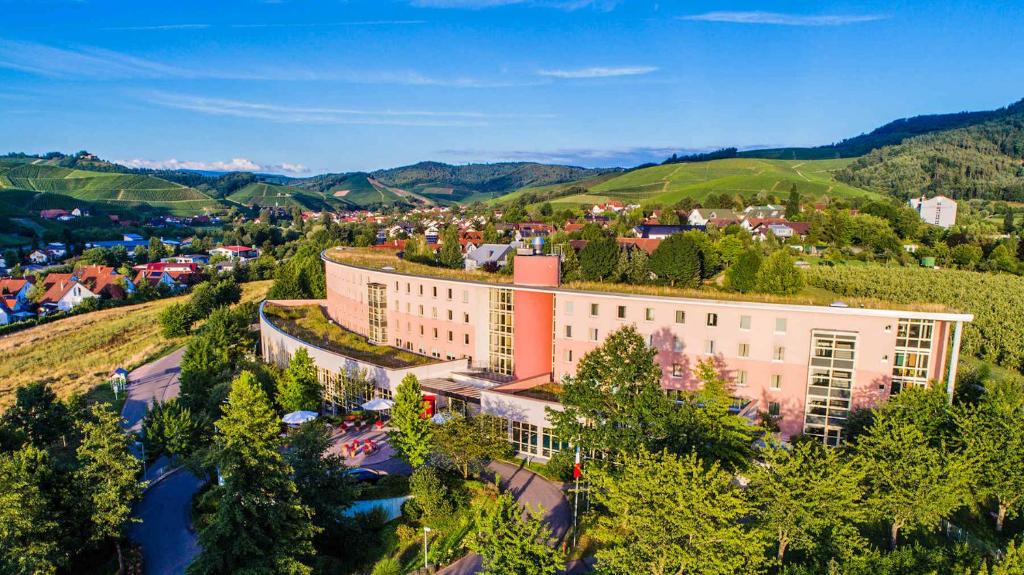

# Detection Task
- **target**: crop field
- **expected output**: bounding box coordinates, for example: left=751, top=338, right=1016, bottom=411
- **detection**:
left=0, top=280, right=271, bottom=410
left=505, top=158, right=880, bottom=207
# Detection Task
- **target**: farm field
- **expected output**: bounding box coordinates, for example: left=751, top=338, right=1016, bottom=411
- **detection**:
left=227, top=181, right=349, bottom=211
left=0, top=160, right=224, bottom=215
left=502, top=158, right=881, bottom=207
left=0, top=280, right=271, bottom=410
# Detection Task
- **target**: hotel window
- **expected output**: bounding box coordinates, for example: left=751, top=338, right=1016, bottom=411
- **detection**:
left=432, top=307, right=438, bottom=319
left=511, top=421, right=538, bottom=456
left=705, top=340, right=716, bottom=354
left=590, top=303, right=599, bottom=317
left=447, top=288, right=453, bottom=300
left=773, top=346, right=785, bottom=361
left=464, top=334, right=470, bottom=344
left=707, top=313, right=718, bottom=327
left=406, top=282, right=410, bottom=293
left=671, top=363, right=683, bottom=377
left=367, top=283, right=387, bottom=345
left=431, top=348, right=440, bottom=358
left=738, top=343, right=750, bottom=358
left=433, top=328, right=439, bottom=339
left=432, top=286, right=437, bottom=298
left=891, top=318, right=935, bottom=393
left=565, top=301, right=574, bottom=316
left=739, top=315, right=751, bottom=330
left=590, top=328, right=599, bottom=341
left=775, top=318, right=787, bottom=333
left=419, top=285, right=424, bottom=296
left=447, top=310, right=453, bottom=320
left=462, top=290, right=469, bottom=303
left=565, top=349, right=573, bottom=362
left=675, top=310, right=685, bottom=323
left=565, top=325, right=573, bottom=338
left=395, top=281, right=399, bottom=290
left=768, top=402, right=781, bottom=417
left=542, top=428, right=568, bottom=457
left=447, top=330, right=453, bottom=342
left=488, top=288, right=515, bottom=375
left=770, top=374, right=782, bottom=390
left=803, top=330, right=857, bottom=446
left=406, top=303, right=411, bottom=314
left=464, top=312, right=470, bottom=323
left=418, top=304, right=424, bottom=316
left=420, top=325, right=425, bottom=335
left=617, top=305, right=627, bottom=319
left=736, top=370, right=748, bottom=386
left=645, top=308, right=655, bottom=321
left=673, top=336, right=683, bottom=352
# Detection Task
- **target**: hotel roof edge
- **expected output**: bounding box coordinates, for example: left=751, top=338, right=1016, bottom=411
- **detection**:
left=322, top=250, right=974, bottom=323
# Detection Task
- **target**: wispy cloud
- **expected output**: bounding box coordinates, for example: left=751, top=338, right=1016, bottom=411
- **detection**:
left=101, top=24, right=210, bottom=31
left=143, top=92, right=553, bottom=127
left=0, top=40, right=531, bottom=87
left=229, top=20, right=427, bottom=29
left=679, top=11, right=887, bottom=26
left=538, top=65, right=656, bottom=79
left=116, top=157, right=309, bottom=176
left=437, top=145, right=692, bottom=167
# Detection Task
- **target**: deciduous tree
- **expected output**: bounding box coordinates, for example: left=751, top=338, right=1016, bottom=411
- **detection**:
left=471, top=491, right=561, bottom=575
left=755, top=249, right=804, bottom=295
left=579, top=237, right=618, bottom=281
left=649, top=232, right=701, bottom=287
left=389, top=374, right=433, bottom=468
left=725, top=250, right=762, bottom=293
left=277, top=347, right=323, bottom=413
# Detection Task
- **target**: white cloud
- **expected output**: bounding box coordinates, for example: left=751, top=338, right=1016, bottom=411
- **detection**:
left=680, top=11, right=887, bottom=26
left=116, top=157, right=309, bottom=175
left=143, top=91, right=553, bottom=127
left=537, top=65, right=657, bottom=79
left=101, top=24, right=210, bottom=31
left=436, top=146, right=692, bottom=167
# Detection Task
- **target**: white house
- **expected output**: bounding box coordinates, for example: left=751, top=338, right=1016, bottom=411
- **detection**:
left=464, top=244, right=513, bottom=271
left=209, top=245, right=260, bottom=262
left=909, top=195, right=957, bottom=228
left=28, top=250, right=50, bottom=264
left=687, top=208, right=739, bottom=226
left=47, top=281, right=98, bottom=312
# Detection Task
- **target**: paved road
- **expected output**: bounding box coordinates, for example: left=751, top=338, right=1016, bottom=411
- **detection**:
left=122, top=347, right=186, bottom=432
left=438, top=460, right=573, bottom=575
left=120, top=346, right=202, bottom=575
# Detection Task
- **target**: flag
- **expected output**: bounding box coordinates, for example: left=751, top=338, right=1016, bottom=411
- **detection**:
left=572, top=446, right=581, bottom=480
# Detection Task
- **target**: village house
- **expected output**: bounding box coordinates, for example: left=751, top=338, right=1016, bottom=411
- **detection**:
left=209, top=245, right=261, bottom=262
left=687, top=208, right=740, bottom=227
left=38, top=265, right=133, bottom=313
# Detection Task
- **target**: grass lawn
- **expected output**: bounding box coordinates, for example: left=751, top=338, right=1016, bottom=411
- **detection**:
left=0, top=280, right=270, bottom=410
left=262, top=302, right=437, bottom=368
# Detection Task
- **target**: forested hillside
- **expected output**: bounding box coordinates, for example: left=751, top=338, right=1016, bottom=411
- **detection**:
left=835, top=109, right=1024, bottom=200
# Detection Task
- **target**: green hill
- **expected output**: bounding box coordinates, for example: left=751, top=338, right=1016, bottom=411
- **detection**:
left=835, top=109, right=1024, bottom=201
left=287, top=172, right=413, bottom=207
left=740, top=98, right=1024, bottom=160
left=501, top=158, right=879, bottom=208
left=0, top=159, right=222, bottom=215
left=226, top=182, right=353, bottom=211
left=369, top=161, right=614, bottom=203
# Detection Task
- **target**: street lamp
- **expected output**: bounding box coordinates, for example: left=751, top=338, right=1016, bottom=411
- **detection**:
left=423, top=526, right=432, bottom=569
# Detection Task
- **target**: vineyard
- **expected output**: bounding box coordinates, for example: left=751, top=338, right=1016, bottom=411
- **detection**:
left=227, top=182, right=345, bottom=211
left=805, top=265, right=1024, bottom=372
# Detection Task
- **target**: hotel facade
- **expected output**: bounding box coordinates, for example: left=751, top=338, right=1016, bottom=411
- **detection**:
left=259, top=248, right=972, bottom=457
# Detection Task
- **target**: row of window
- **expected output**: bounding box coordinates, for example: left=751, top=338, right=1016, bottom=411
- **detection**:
left=560, top=334, right=787, bottom=362
left=563, top=301, right=789, bottom=333
left=396, top=302, right=472, bottom=323
left=397, top=281, right=471, bottom=304
left=395, top=323, right=473, bottom=344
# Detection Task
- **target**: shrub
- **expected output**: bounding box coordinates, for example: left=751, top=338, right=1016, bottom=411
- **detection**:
left=409, top=466, right=453, bottom=521
left=371, top=557, right=402, bottom=575
left=544, top=449, right=575, bottom=482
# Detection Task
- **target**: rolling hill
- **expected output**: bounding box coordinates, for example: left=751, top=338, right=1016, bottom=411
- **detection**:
left=226, top=181, right=353, bottom=211
left=0, top=158, right=223, bottom=215
left=497, top=158, right=880, bottom=208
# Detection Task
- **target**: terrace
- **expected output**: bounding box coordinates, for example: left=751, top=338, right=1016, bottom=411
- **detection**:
left=261, top=302, right=437, bottom=369
left=323, top=247, right=956, bottom=314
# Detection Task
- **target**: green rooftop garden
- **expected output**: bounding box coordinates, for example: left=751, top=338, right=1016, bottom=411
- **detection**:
left=514, top=382, right=564, bottom=403
left=262, top=302, right=437, bottom=369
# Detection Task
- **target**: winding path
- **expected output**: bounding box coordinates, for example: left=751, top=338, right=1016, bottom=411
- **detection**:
left=438, top=460, right=574, bottom=575
left=120, top=347, right=203, bottom=575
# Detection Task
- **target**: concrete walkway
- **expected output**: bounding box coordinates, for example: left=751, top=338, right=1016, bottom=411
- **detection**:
left=438, top=460, right=573, bottom=575
left=120, top=346, right=202, bottom=575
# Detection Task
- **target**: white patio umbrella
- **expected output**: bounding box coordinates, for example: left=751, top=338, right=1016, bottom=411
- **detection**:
left=282, top=410, right=319, bottom=425
left=361, top=398, right=395, bottom=412
left=430, top=411, right=453, bottom=425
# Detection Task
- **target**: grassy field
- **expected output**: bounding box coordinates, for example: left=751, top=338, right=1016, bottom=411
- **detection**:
left=499, top=158, right=880, bottom=208
left=0, top=160, right=224, bottom=215
left=227, top=182, right=351, bottom=211
left=0, top=280, right=271, bottom=410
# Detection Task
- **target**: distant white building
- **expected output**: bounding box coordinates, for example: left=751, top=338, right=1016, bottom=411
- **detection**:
left=909, top=195, right=957, bottom=228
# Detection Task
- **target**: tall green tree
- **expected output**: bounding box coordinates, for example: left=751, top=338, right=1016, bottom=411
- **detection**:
left=649, top=233, right=701, bottom=287
left=748, top=441, right=866, bottom=565
left=1003, top=209, right=1016, bottom=234
left=625, top=248, right=650, bottom=284
left=856, top=411, right=967, bottom=548
left=471, top=491, right=562, bottom=575
left=439, top=226, right=464, bottom=269
left=724, top=250, right=762, bottom=293
left=955, top=385, right=1024, bottom=532
left=579, top=238, right=619, bottom=281
left=283, top=421, right=356, bottom=533
left=0, top=446, right=61, bottom=575
left=189, top=372, right=317, bottom=575
left=179, top=334, right=231, bottom=415
left=755, top=249, right=804, bottom=295
left=75, top=405, right=144, bottom=574
left=589, top=449, right=768, bottom=575
left=277, top=347, right=323, bottom=413
left=546, top=325, right=675, bottom=459
left=432, top=414, right=509, bottom=479
left=2, top=381, right=70, bottom=449
left=388, top=374, right=433, bottom=468
left=141, top=399, right=202, bottom=464
left=785, top=185, right=801, bottom=219
left=560, top=245, right=582, bottom=283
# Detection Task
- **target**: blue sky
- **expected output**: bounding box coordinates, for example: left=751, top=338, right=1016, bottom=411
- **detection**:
left=1, top=0, right=1022, bottom=175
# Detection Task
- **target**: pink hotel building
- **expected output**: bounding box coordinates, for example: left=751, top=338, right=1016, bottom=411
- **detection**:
left=259, top=248, right=972, bottom=455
